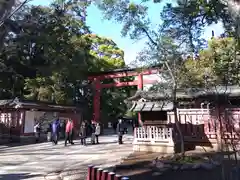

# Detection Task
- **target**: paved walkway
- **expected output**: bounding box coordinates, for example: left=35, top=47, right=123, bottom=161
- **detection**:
left=0, top=135, right=133, bottom=180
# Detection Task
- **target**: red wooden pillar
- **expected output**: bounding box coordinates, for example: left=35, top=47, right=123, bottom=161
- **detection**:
left=91, top=166, right=98, bottom=180
left=101, top=170, right=108, bottom=180
left=93, top=78, right=101, bottom=123
left=96, top=168, right=103, bottom=180
left=107, top=172, right=115, bottom=180
left=137, top=74, right=143, bottom=90
left=137, top=74, right=143, bottom=126
left=21, top=111, right=25, bottom=135
left=114, top=174, right=122, bottom=180
left=87, top=165, right=93, bottom=180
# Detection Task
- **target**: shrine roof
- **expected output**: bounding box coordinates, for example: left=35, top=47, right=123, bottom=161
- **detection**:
left=130, top=101, right=174, bottom=112
left=127, top=86, right=240, bottom=101
left=0, top=98, right=80, bottom=112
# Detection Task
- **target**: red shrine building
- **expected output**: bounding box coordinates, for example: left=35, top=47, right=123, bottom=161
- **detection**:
left=0, top=98, right=81, bottom=144
left=126, top=86, right=240, bottom=153
left=88, top=66, right=240, bottom=153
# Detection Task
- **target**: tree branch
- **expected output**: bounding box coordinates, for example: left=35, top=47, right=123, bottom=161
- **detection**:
left=140, top=27, right=158, bottom=46
left=164, top=60, right=176, bottom=86
left=0, top=0, right=31, bottom=27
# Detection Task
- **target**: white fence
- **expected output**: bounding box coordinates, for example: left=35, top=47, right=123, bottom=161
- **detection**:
left=134, top=126, right=174, bottom=145
left=134, top=108, right=240, bottom=146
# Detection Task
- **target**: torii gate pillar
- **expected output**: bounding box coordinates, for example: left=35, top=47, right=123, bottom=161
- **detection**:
left=93, top=78, right=101, bottom=123
left=137, top=74, right=143, bottom=126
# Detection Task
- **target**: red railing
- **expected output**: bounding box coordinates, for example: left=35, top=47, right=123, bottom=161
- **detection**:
left=87, top=165, right=129, bottom=180
left=167, top=108, right=240, bottom=140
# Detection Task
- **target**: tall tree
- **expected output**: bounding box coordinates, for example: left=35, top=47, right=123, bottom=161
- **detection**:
left=0, top=2, right=92, bottom=103
left=0, top=0, right=131, bottom=124
left=182, top=37, right=240, bottom=87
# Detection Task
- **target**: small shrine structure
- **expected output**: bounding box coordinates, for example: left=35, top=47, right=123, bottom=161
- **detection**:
left=126, top=86, right=240, bottom=153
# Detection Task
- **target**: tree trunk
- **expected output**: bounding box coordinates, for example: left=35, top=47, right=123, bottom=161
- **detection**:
left=165, top=61, right=185, bottom=156
left=172, top=84, right=185, bottom=156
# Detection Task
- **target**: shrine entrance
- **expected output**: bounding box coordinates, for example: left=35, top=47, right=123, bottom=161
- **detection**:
left=87, top=66, right=161, bottom=124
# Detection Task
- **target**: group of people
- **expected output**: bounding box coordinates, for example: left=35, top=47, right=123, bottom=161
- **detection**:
left=33, top=116, right=131, bottom=145
left=51, top=118, right=75, bottom=146
left=34, top=118, right=75, bottom=146
left=34, top=118, right=101, bottom=146
left=79, top=121, right=101, bottom=145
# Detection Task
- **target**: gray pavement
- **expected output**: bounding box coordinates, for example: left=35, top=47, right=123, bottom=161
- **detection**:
left=0, top=134, right=133, bottom=180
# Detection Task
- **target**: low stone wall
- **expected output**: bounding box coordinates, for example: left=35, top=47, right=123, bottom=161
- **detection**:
left=133, top=143, right=175, bottom=154
left=133, top=138, right=240, bottom=154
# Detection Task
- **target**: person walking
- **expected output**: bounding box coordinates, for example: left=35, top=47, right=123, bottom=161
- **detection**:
left=117, top=119, right=124, bottom=144
left=91, top=122, right=96, bottom=144
left=80, top=121, right=87, bottom=145
left=52, top=119, right=60, bottom=145
left=95, top=123, right=101, bottom=144
left=34, top=122, right=41, bottom=143
left=65, top=119, right=74, bottom=146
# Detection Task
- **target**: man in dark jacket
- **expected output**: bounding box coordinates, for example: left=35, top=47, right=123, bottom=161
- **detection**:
left=52, top=119, right=60, bottom=145
left=117, top=119, right=124, bottom=144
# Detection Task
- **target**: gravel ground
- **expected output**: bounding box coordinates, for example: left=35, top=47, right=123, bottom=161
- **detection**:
left=0, top=134, right=133, bottom=180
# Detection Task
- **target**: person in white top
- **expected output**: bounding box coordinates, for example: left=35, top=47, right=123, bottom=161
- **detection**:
left=95, top=123, right=101, bottom=144
left=34, top=122, right=41, bottom=143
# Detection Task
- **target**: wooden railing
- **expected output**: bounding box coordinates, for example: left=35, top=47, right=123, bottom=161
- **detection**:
left=134, top=126, right=173, bottom=145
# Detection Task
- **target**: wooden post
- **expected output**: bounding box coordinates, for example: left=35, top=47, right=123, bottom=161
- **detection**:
left=101, top=170, right=108, bottom=180
left=91, top=166, right=98, bottom=180
left=137, top=74, right=143, bottom=126
left=114, top=174, right=122, bottom=180
left=93, top=78, right=101, bottom=123
left=87, top=165, right=93, bottom=180
left=107, top=172, right=115, bottom=180
left=96, top=168, right=103, bottom=180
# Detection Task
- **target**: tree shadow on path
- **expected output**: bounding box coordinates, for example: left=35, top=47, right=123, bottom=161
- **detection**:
left=0, top=173, right=41, bottom=180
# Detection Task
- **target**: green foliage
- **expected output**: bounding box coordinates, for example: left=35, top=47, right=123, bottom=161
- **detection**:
left=182, top=37, right=240, bottom=87
left=0, top=0, right=133, bottom=122
left=84, top=34, right=125, bottom=72
left=98, top=0, right=240, bottom=90
left=0, top=2, right=91, bottom=104
left=98, top=0, right=152, bottom=40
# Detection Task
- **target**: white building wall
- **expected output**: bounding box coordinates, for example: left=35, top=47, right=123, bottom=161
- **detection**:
left=24, top=111, right=35, bottom=133
left=24, top=111, right=49, bottom=133
left=24, top=111, right=60, bottom=133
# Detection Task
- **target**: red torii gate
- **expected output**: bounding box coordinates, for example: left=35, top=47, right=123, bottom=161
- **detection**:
left=87, top=66, right=161, bottom=123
